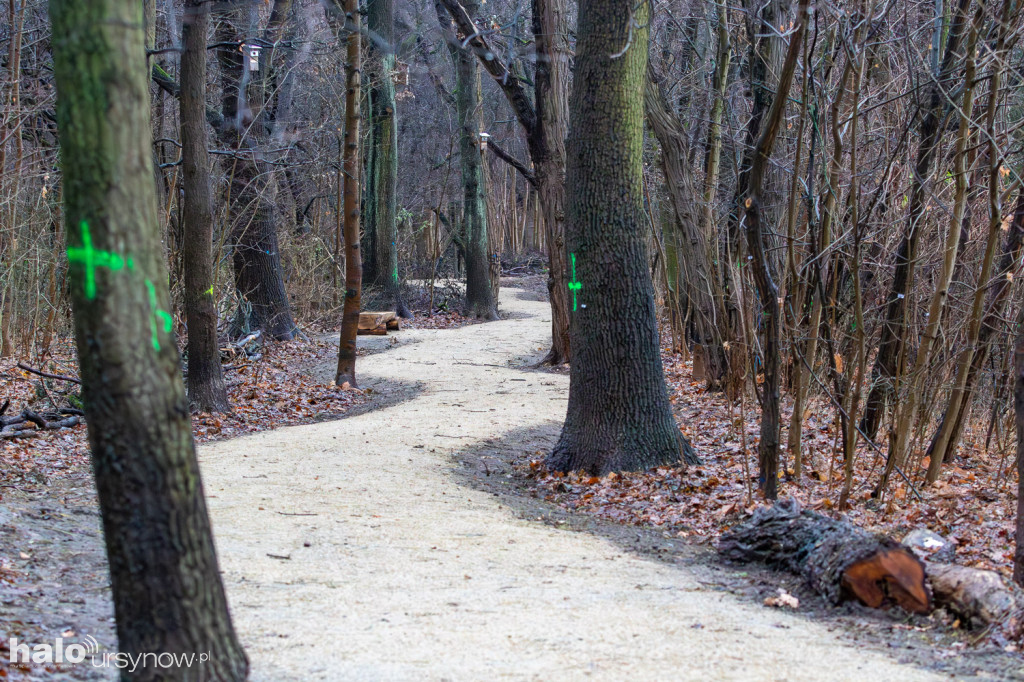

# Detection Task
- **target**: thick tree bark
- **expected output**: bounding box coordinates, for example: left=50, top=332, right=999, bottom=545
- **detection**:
left=181, top=0, right=230, bottom=413
left=720, top=501, right=931, bottom=613
left=50, top=0, right=248, bottom=677
left=858, top=0, right=972, bottom=439
left=548, top=0, right=697, bottom=475
left=215, top=3, right=298, bottom=341
left=334, top=0, right=362, bottom=387
left=364, top=0, right=411, bottom=318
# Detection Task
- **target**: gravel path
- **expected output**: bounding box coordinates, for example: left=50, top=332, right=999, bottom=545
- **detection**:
left=200, top=285, right=944, bottom=681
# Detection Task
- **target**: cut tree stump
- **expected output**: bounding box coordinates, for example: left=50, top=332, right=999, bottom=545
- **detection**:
left=718, top=499, right=931, bottom=614
left=358, top=311, right=399, bottom=335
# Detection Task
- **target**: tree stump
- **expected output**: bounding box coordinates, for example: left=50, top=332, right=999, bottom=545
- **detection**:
left=718, top=499, right=931, bottom=613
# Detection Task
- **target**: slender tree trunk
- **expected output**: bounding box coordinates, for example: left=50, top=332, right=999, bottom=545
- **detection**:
left=927, top=0, right=1013, bottom=482
left=881, top=9, right=979, bottom=493
left=447, top=0, right=497, bottom=319
left=645, top=72, right=727, bottom=387
left=858, top=0, right=972, bottom=439
left=1014, top=327, right=1024, bottom=587
left=531, top=0, right=571, bottom=364
left=927, top=189, right=1024, bottom=464
left=335, top=0, right=362, bottom=386
left=181, top=0, right=230, bottom=413
left=50, top=0, right=248, bottom=677
left=365, top=0, right=411, bottom=317
left=549, top=0, right=697, bottom=475
left=438, top=0, right=571, bottom=360
left=742, top=0, right=809, bottom=500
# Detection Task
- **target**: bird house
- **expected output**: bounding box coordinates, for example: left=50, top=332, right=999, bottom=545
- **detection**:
left=245, top=44, right=261, bottom=71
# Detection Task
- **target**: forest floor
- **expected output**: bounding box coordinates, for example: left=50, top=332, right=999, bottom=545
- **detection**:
left=0, top=277, right=1022, bottom=679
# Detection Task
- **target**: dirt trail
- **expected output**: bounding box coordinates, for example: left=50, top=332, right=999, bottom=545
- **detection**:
left=201, top=285, right=943, bottom=681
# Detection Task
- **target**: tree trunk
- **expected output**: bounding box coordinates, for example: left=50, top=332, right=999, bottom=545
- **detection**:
left=548, top=0, right=697, bottom=475
left=740, top=0, right=808, bottom=499
left=334, top=0, right=362, bottom=387
left=927, top=189, right=1024, bottom=465
left=447, top=0, right=497, bottom=320
left=530, top=0, right=571, bottom=364
left=181, top=0, right=230, bottom=413
left=365, top=0, right=411, bottom=317
left=50, top=0, right=248, bottom=677
left=215, top=5, right=298, bottom=341
left=720, top=500, right=931, bottom=614
left=438, top=0, right=571, bottom=360
left=645, top=72, right=728, bottom=388
left=858, top=0, right=972, bottom=439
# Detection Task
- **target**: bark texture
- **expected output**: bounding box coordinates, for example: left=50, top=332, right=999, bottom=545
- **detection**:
left=50, top=0, right=247, bottom=677
left=720, top=500, right=931, bottom=613
left=181, top=0, right=230, bottom=413
left=549, top=0, right=696, bottom=475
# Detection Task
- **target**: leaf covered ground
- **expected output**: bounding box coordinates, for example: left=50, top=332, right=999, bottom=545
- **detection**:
left=524, top=339, right=1019, bottom=579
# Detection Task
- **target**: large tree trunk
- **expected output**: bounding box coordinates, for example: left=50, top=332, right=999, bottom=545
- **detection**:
left=858, top=0, right=972, bottom=439
left=215, top=4, right=298, bottom=341
left=447, top=0, right=497, bottom=320
left=364, top=0, right=411, bottom=317
left=720, top=501, right=931, bottom=613
left=334, top=0, right=362, bottom=387
left=181, top=0, right=230, bottom=413
left=548, top=0, right=696, bottom=475
left=50, top=0, right=248, bottom=677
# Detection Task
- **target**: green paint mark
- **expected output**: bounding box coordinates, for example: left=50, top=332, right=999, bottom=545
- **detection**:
left=145, top=279, right=173, bottom=351
left=568, top=253, right=582, bottom=311
left=67, top=222, right=125, bottom=300
left=205, top=285, right=214, bottom=296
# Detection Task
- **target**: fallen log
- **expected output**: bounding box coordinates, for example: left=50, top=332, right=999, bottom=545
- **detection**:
left=924, top=561, right=1024, bottom=635
left=357, top=326, right=388, bottom=336
left=0, top=407, right=83, bottom=438
left=718, top=499, right=931, bottom=613
left=359, top=311, right=396, bottom=331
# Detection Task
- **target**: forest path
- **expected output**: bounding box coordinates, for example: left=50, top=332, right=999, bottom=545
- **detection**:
left=200, top=284, right=941, bottom=681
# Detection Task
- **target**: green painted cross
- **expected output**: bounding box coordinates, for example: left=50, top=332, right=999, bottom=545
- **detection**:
left=66, top=221, right=125, bottom=300
left=145, top=279, right=174, bottom=352
left=568, top=252, right=582, bottom=311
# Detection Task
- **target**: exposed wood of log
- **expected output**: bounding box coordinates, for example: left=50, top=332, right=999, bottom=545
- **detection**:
left=718, top=500, right=931, bottom=613
left=357, top=327, right=388, bottom=336
left=358, top=311, right=397, bottom=331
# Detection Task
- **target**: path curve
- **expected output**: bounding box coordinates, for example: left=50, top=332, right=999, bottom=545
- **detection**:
left=200, top=285, right=942, bottom=681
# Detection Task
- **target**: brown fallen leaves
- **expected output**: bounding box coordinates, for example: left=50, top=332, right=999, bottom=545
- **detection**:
left=526, top=330, right=1020, bottom=579
left=0, top=335, right=369, bottom=489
